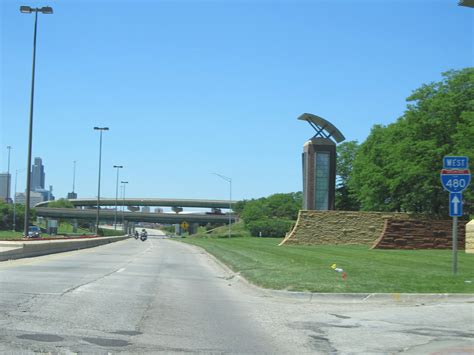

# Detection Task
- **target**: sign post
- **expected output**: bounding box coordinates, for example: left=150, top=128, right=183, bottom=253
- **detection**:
left=440, top=156, right=471, bottom=275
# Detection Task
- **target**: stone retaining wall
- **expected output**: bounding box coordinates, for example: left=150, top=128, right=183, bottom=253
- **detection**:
left=464, top=220, right=474, bottom=254
left=279, top=210, right=411, bottom=246
left=371, top=219, right=466, bottom=250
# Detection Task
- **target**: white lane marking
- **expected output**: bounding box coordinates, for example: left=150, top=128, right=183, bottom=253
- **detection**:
left=117, top=268, right=126, bottom=273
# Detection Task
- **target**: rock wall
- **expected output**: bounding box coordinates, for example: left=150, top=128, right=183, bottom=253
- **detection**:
left=280, top=210, right=411, bottom=246
left=465, top=220, right=474, bottom=254
left=371, top=219, right=467, bottom=250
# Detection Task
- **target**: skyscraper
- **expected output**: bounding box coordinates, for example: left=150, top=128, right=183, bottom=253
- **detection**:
left=0, top=173, right=11, bottom=202
left=30, top=157, right=45, bottom=190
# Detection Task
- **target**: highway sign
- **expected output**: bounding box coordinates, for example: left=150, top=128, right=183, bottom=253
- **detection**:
left=440, top=169, right=471, bottom=193
left=441, top=156, right=470, bottom=275
left=443, top=156, right=468, bottom=169
left=449, top=192, right=463, bottom=217
left=181, top=221, right=189, bottom=230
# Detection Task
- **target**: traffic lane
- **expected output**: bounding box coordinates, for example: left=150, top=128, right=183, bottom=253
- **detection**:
left=129, top=238, right=296, bottom=353
left=0, top=237, right=293, bottom=353
left=1, top=237, right=472, bottom=353
left=0, top=239, right=155, bottom=352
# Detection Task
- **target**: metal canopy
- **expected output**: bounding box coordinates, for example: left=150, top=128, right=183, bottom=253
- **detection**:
left=298, top=113, right=345, bottom=143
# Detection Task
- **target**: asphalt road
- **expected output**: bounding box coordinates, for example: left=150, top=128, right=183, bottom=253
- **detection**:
left=0, top=229, right=473, bottom=354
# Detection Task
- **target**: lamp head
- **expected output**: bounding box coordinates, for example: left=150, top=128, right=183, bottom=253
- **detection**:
left=20, top=6, right=32, bottom=13
left=40, top=6, right=53, bottom=14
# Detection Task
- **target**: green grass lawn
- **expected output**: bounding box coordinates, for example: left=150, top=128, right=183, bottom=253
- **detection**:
left=0, top=230, right=24, bottom=240
left=180, top=235, right=474, bottom=293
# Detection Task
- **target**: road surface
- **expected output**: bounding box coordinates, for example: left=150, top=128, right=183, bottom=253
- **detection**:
left=0, top=229, right=473, bottom=353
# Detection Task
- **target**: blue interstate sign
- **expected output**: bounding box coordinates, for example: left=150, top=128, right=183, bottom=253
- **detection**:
left=443, top=156, right=468, bottom=169
left=440, top=170, right=471, bottom=193
left=449, top=192, right=463, bottom=217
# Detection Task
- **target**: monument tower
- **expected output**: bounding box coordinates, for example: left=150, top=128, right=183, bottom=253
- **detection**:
left=299, top=113, right=345, bottom=210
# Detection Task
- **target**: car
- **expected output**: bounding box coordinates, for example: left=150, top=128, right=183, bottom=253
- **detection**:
left=27, top=226, right=41, bottom=238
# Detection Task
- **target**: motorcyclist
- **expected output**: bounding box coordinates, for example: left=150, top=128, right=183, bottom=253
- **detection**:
left=134, top=230, right=139, bottom=239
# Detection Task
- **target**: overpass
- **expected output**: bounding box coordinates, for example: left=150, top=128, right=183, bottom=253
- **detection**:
left=36, top=198, right=234, bottom=209
left=36, top=208, right=237, bottom=224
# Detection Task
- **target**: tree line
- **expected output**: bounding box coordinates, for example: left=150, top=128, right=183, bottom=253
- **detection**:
left=336, top=68, right=473, bottom=217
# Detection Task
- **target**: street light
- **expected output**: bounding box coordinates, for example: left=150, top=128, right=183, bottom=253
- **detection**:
left=6, top=146, right=12, bottom=202
left=94, top=127, right=109, bottom=234
left=72, top=160, right=77, bottom=195
left=113, top=165, right=123, bottom=229
left=20, top=5, right=53, bottom=238
left=212, top=173, right=233, bottom=238
left=121, top=181, right=128, bottom=231
left=13, top=169, right=26, bottom=232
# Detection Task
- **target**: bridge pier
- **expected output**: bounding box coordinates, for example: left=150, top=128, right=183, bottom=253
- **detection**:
left=188, top=223, right=199, bottom=235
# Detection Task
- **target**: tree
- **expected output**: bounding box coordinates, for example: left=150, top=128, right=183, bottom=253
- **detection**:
left=238, top=192, right=302, bottom=237
left=0, top=202, right=34, bottom=231
left=48, top=198, right=74, bottom=208
left=239, top=192, right=302, bottom=224
left=336, top=141, right=360, bottom=210
left=349, top=68, right=474, bottom=216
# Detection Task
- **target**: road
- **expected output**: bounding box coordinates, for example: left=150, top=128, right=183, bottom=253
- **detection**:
left=0, top=229, right=473, bottom=354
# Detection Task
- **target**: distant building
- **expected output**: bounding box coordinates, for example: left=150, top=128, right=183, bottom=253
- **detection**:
left=154, top=207, right=163, bottom=213
left=141, top=206, right=151, bottom=213
left=30, top=157, right=45, bottom=190
left=34, top=185, right=55, bottom=202
left=0, top=173, right=11, bottom=203
left=15, top=191, right=44, bottom=207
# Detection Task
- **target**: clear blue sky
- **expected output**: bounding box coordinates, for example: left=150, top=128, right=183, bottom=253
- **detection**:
left=1, top=0, right=473, bottom=203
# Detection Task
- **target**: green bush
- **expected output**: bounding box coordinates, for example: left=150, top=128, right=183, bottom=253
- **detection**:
left=246, top=218, right=294, bottom=238
left=0, top=202, right=33, bottom=231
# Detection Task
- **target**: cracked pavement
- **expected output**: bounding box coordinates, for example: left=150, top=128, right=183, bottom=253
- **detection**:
left=0, top=231, right=473, bottom=354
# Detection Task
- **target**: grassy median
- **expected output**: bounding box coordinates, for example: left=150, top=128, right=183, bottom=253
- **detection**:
left=180, top=233, right=474, bottom=293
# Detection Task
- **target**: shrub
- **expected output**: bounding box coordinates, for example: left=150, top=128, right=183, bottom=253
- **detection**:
left=246, top=218, right=294, bottom=238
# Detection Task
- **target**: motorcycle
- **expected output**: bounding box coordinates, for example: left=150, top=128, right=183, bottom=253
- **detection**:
left=134, top=231, right=139, bottom=240
left=140, top=231, right=148, bottom=241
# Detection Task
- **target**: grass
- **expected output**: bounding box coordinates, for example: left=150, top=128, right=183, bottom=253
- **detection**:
left=180, top=224, right=474, bottom=293
left=0, top=222, right=123, bottom=240
left=0, top=230, right=24, bottom=240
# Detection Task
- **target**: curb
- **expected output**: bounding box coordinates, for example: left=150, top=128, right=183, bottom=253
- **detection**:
left=178, top=240, right=474, bottom=304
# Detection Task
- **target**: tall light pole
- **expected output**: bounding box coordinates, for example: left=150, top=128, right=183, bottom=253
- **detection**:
left=20, top=5, right=53, bottom=237
left=121, top=181, right=128, bottom=230
left=212, top=173, right=232, bottom=238
left=13, top=169, right=25, bottom=232
left=94, top=127, right=109, bottom=234
left=6, top=146, right=12, bottom=202
left=72, top=160, right=76, bottom=194
left=113, top=165, right=123, bottom=229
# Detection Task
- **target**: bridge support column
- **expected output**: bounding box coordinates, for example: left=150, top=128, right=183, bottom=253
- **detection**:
left=188, top=223, right=199, bottom=235
left=124, top=220, right=129, bottom=235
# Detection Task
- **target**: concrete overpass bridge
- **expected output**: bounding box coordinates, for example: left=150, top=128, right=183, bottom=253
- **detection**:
left=35, top=198, right=237, bottom=234
left=36, top=198, right=233, bottom=209
left=36, top=208, right=237, bottom=225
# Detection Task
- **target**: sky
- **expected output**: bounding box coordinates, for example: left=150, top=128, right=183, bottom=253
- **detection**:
left=1, top=0, right=473, bottom=204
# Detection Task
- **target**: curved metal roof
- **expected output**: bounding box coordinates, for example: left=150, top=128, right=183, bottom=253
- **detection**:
left=298, top=113, right=345, bottom=143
